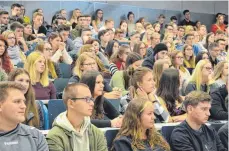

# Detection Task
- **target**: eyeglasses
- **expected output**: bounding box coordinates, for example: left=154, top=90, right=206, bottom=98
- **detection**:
left=140, top=47, right=146, bottom=50
left=83, top=62, right=96, bottom=66
left=176, top=56, right=184, bottom=59
left=71, top=97, right=94, bottom=103
left=203, top=67, right=212, bottom=71
left=8, top=37, right=16, bottom=40
left=44, top=48, right=53, bottom=52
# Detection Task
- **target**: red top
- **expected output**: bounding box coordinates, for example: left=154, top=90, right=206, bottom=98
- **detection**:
left=115, top=60, right=125, bottom=70
left=211, top=23, right=226, bottom=34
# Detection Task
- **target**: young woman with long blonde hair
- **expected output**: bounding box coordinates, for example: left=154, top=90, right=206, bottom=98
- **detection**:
left=25, top=51, right=56, bottom=100
left=185, top=59, right=216, bottom=95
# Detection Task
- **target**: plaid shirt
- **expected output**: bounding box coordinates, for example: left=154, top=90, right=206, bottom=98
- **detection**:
left=120, top=93, right=170, bottom=123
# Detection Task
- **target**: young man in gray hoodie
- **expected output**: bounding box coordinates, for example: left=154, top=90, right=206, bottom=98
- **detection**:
left=0, top=81, right=48, bottom=151
left=46, top=83, right=108, bottom=151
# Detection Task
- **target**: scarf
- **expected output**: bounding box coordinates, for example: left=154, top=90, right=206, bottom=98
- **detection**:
left=7, top=46, right=22, bottom=66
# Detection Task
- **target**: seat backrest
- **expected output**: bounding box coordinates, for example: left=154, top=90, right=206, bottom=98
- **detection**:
left=107, top=99, right=120, bottom=112
left=48, top=99, right=66, bottom=128
left=161, top=125, right=176, bottom=144
left=59, top=63, right=72, bottom=78
left=104, top=129, right=119, bottom=151
left=208, top=123, right=225, bottom=132
left=53, top=78, right=69, bottom=93
left=17, top=62, right=24, bottom=68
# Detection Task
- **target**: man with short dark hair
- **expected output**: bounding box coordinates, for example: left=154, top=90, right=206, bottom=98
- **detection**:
left=0, top=81, right=48, bottom=151
left=216, top=38, right=227, bottom=61
left=70, top=15, right=88, bottom=40
left=9, top=3, right=23, bottom=24
left=170, top=16, right=178, bottom=24
left=98, top=29, right=110, bottom=51
left=57, top=24, right=76, bottom=54
left=10, top=21, right=29, bottom=52
left=157, top=14, right=165, bottom=34
left=72, top=28, right=92, bottom=55
left=46, top=83, right=107, bottom=151
left=170, top=91, right=227, bottom=151
left=180, top=9, right=195, bottom=26
left=0, top=11, right=9, bottom=33
left=208, top=42, right=220, bottom=67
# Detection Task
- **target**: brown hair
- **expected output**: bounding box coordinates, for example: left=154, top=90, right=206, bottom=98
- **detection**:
left=8, top=69, right=40, bottom=128
left=112, top=98, right=170, bottom=151
left=133, top=41, right=147, bottom=58
left=110, top=45, right=130, bottom=63
left=129, top=67, right=153, bottom=99
left=183, top=91, right=211, bottom=112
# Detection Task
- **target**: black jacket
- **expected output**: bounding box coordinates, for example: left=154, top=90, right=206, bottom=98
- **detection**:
left=170, top=120, right=226, bottom=151
left=113, top=136, right=166, bottom=151
left=142, top=54, right=155, bottom=70
left=32, top=25, right=47, bottom=35
left=91, top=98, right=120, bottom=128
left=210, top=85, right=228, bottom=120
left=179, top=19, right=195, bottom=26
left=218, top=123, right=228, bottom=149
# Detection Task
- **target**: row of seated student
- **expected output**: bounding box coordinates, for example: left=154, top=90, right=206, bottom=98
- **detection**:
left=0, top=82, right=228, bottom=150
left=0, top=2, right=228, bottom=151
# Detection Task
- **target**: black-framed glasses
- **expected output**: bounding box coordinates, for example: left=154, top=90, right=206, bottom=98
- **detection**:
left=71, top=97, right=94, bottom=103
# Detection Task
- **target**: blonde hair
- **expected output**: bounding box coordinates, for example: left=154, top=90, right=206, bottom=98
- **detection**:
left=213, top=61, right=228, bottom=80
left=185, top=25, right=194, bottom=35
left=188, top=60, right=214, bottom=92
left=33, top=12, right=43, bottom=19
left=35, top=42, right=58, bottom=79
left=2, top=30, right=15, bottom=45
left=79, top=44, right=94, bottom=55
left=73, top=52, right=108, bottom=79
left=71, top=9, right=80, bottom=20
left=25, top=51, right=49, bottom=87
left=153, top=59, right=171, bottom=88
left=163, top=33, right=175, bottom=51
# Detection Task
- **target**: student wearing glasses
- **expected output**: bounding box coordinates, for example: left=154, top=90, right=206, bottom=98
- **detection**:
left=208, top=42, right=221, bottom=68
left=185, top=60, right=216, bottom=95
left=36, top=41, right=62, bottom=79
left=170, top=51, right=191, bottom=95
left=70, top=52, right=121, bottom=100
left=46, top=83, right=108, bottom=151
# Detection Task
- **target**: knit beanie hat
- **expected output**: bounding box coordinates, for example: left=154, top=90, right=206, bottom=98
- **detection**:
left=153, top=43, right=168, bottom=56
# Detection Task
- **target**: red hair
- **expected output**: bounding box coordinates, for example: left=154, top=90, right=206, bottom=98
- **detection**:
left=0, top=35, right=13, bottom=73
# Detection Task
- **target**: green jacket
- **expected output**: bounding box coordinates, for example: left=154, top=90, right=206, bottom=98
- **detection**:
left=110, top=71, right=129, bottom=96
left=46, top=112, right=108, bottom=151
left=0, top=69, right=7, bottom=81
left=70, top=25, right=82, bottom=40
